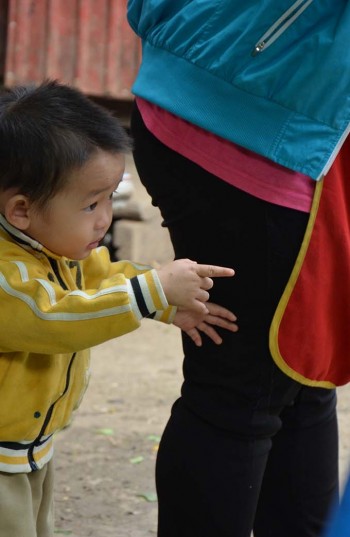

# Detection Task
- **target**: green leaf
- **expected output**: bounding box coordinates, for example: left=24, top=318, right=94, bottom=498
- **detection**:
left=130, top=455, right=144, bottom=464
left=147, top=434, right=161, bottom=442
left=137, top=492, right=158, bottom=502
left=95, top=428, right=114, bottom=436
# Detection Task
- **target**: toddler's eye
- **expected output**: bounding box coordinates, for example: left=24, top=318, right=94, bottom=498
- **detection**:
left=84, top=202, right=98, bottom=212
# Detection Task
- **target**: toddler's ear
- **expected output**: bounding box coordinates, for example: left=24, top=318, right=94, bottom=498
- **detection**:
left=4, top=194, right=31, bottom=230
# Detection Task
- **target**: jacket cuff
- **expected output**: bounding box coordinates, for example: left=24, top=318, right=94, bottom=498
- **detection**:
left=128, top=268, right=175, bottom=322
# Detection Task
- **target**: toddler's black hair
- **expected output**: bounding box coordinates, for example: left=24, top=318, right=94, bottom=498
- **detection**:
left=0, top=80, right=132, bottom=206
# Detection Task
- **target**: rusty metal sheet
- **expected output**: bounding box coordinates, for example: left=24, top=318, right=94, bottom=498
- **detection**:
left=4, top=0, right=141, bottom=100
left=0, top=0, right=8, bottom=82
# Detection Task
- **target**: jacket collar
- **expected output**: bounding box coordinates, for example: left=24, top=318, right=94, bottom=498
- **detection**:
left=0, top=213, right=61, bottom=260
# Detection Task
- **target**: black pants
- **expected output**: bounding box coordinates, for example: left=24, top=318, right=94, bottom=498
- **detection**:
left=131, top=103, right=339, bottom=537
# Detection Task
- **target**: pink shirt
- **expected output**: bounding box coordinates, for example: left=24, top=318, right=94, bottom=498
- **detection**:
left=136, top=98, right=315, bottom=213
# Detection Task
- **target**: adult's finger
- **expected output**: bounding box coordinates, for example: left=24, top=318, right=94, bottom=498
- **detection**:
left=185, top=328, right=202, bottom=347
left=205, top=314, right=239, bottom=332
left=198, top=322, right=223, bottom=345
left=206, top=302, right=237, bottom=320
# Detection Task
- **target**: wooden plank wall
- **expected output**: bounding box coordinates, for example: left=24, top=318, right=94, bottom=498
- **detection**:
left=4, top=0, right=140, bottom=100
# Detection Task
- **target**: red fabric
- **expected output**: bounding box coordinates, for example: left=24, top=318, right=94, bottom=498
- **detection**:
left=277, top=137, right=350, bottom=385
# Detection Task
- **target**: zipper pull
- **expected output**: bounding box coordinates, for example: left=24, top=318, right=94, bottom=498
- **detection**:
left=251, top=0, right=314, bottom=58
left=251, top=41, right=265, bottom=56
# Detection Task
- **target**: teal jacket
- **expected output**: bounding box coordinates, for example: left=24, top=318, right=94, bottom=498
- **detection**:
left=127, top=0, right=350, bottom=180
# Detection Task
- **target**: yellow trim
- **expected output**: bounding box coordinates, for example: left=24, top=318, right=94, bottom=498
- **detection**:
left=0, top=453, right=30, bottom=465
left=32, top=438, right=53, bottom=462
left=269, top=179, right=335, bottom=388
left=158, top=305, right=176, bottom=324
left=0, top=438, right=53, bottom=466
left=144, top=270, right=164, bottom=311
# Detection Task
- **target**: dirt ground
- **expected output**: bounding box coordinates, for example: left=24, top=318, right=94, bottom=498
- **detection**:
left=53, top=318, right=350, bottom=537
left=54, top=321, right=183, bottom=537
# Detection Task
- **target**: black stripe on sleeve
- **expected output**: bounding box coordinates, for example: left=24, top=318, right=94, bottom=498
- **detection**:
left=130, top=276, right=151, bottom=317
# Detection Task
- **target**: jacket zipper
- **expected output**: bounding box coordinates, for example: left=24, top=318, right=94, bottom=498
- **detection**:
left=28, top=352, right=77, bottom=470
left=28, top=256, right=79, bottom=469
left=49, top=257, right=69, bottom=290
left=28, top=407, right=55, bottom=471
left=252, top=0, right=314, bottom=56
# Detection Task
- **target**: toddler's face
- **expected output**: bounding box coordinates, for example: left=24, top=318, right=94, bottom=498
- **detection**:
left=26, top=150, right=125, bottom=260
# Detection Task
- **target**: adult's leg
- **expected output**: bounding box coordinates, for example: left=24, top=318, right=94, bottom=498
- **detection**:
left=130, top=102, right=307, bottom=428
left=156, top=399, right=271, bottom=537
left=130, top=103, right=336, bottom=536
left=254, top=387, right=338, bottom=537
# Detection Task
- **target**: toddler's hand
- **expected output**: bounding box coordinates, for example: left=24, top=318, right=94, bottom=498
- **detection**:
left=157, top=259, right=234, bottom=314
left=173, top=302, right=238, bottom=346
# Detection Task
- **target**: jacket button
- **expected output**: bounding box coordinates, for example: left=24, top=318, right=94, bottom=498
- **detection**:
left=34, top=411, right=41, bottom=418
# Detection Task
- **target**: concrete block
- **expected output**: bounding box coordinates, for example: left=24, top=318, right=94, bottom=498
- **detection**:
left=113, top=214, right=174, bottom=266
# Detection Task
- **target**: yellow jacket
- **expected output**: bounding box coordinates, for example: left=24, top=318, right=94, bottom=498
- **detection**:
left=0, top=215, right=175, bottom=472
